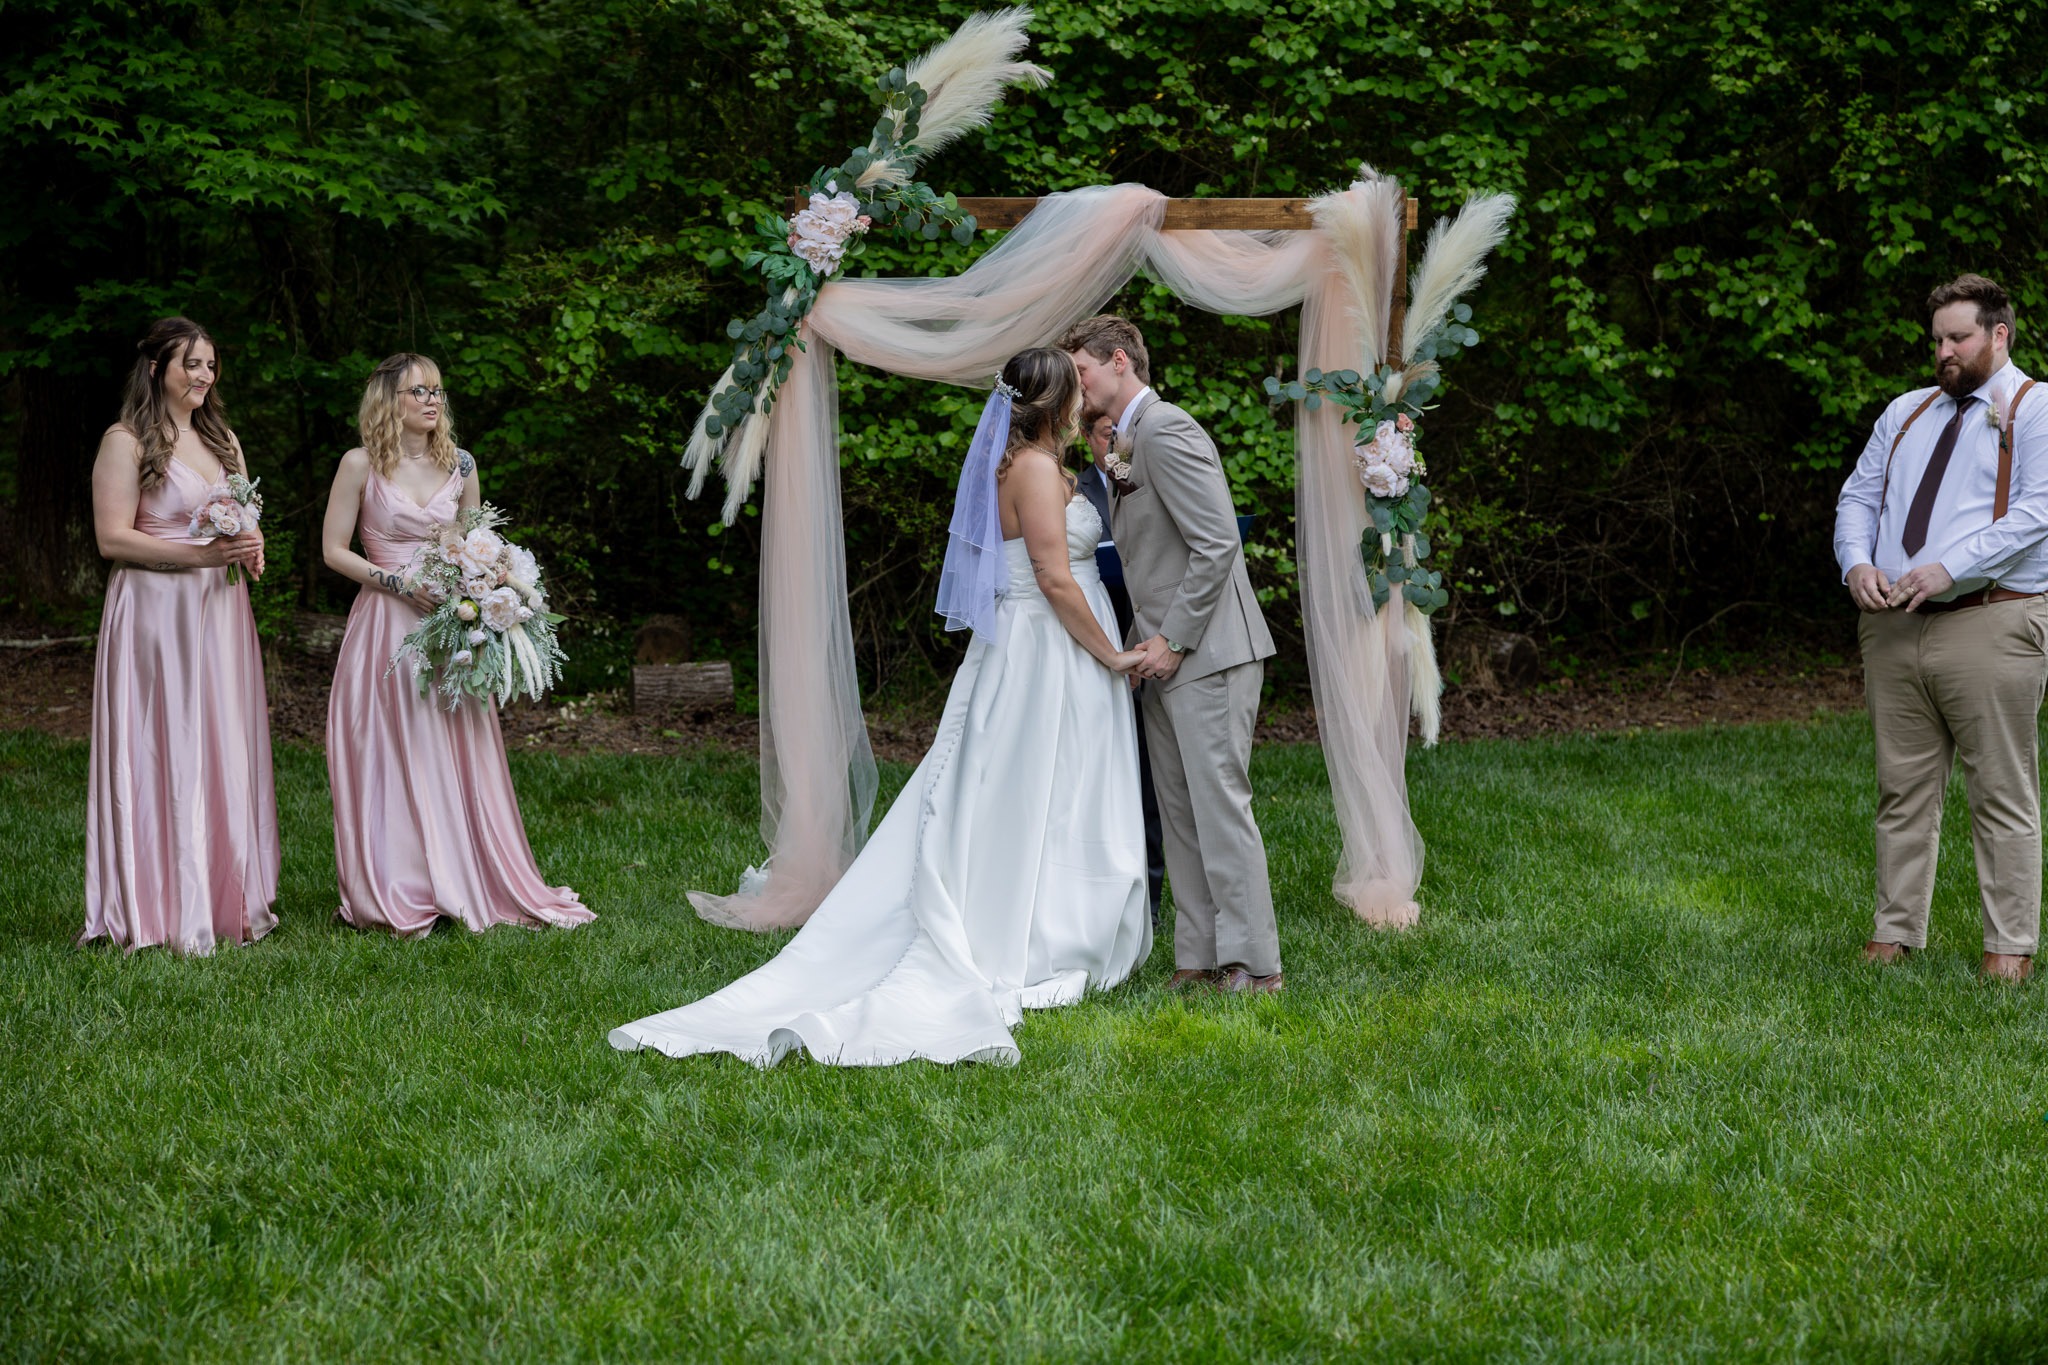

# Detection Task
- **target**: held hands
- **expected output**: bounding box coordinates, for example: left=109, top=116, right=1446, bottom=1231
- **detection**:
left=1130, top=634, right=1184, bottom=684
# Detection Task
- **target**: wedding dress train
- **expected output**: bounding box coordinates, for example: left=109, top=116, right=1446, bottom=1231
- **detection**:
left=611, top=497, right=1150, bottom=1065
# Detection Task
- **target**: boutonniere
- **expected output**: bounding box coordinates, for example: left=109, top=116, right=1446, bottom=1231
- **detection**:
left=1105, top=433, right=1134, bottom=489
left=1987, top=387, right=2010, bottom=432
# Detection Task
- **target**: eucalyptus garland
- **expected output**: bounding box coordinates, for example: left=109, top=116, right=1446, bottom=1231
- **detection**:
left=701, top=66, right=982, bottom=440
left=1266, top=301, right=1480, bottom=615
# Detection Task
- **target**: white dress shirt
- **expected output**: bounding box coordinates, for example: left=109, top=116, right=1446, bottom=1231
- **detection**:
left=1112, top=385, right=1154, bottom=441
left=1834, top=361, right=2048, bottom=598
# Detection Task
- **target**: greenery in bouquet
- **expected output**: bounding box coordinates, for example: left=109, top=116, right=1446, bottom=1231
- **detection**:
left=392, top=504, right=567, bottom=709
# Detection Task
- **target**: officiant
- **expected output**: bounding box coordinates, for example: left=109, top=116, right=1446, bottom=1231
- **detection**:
left=1835, top=273, right=2045, bottom=981
left=1078, top=410, right=1166, bottom=924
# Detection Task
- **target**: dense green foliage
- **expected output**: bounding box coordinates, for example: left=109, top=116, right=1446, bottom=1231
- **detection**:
left=6, top=721, right=2048, bottom=1358
left=5, top=0, right=2046, bottom=685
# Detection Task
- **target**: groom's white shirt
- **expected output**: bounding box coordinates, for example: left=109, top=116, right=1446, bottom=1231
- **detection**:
left=1113, top=386, right=1154, bottom=441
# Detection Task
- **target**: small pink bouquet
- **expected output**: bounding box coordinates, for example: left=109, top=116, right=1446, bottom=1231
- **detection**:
left=187, top=474, right=264, bottom=584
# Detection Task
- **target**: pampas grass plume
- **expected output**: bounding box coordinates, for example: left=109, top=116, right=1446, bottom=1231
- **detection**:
left=904, top=7, right=1051, bottom=158
left=1397, top=192, right=1516, bottom=364
left=682, top=362, right=737, bottom=500
left=1310, top=168, right=1405, bottom=364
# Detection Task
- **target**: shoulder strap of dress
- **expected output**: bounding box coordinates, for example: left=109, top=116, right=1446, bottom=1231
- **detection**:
left=1995, top=380, right=2037, bottom=520
left=1879, top=389, right=1944, bottom=513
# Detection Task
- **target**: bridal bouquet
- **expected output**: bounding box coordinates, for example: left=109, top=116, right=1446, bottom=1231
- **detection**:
left=187, top=474, right=263, bottom=584
left=391, top=505, right=567, bottom=708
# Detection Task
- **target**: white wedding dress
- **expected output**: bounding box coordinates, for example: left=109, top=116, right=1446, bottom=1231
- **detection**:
left=611, top=497, right=1151, bottom=1065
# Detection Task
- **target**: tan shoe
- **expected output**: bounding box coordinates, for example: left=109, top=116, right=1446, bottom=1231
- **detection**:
left=1982, top=952, right=2034, bottom=981
left=1165, top=968, right=1220, bottom=992
left=1215, top=965, right=1284, bottom=995
left=1862, top=941, right=1912, bottom=965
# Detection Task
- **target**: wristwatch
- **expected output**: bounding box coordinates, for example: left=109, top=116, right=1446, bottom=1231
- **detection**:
left=1165, top=638, right=1186, bottom=654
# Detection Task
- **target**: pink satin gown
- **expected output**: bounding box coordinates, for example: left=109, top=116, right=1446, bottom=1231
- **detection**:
left=325, top=466, right=592, bottom=936
left=83, top=458, right=281, bottom=954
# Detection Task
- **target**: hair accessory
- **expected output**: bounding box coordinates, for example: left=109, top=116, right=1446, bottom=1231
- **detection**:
left=992, top=373, right=1022, bottom=400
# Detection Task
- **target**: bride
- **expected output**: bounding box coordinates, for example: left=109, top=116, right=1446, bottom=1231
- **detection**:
left=611, top=348, right=1152, bottom=1065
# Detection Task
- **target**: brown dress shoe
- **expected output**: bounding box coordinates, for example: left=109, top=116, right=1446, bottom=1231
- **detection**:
left=1165, top=968, right=1220, bottom=992
left=1862, top=941, right=1911, bottom=964
left=1215, top=965, right=1284, bottom=995
left=1982, top=952, right=2034, bottom=981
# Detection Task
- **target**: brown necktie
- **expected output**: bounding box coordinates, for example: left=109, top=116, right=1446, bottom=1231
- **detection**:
left=1901, top=397, right=1976, bottom=557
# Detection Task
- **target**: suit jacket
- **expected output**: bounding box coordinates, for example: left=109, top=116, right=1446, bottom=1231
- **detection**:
left=1111, top=391, right=1276, bottom=691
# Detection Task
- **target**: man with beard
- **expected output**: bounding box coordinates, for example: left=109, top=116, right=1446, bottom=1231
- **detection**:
left=1836, top=274, right=2044, bottom=979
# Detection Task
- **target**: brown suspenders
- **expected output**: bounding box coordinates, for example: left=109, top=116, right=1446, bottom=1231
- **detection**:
left=1877, top=379, right=2038, bottom=524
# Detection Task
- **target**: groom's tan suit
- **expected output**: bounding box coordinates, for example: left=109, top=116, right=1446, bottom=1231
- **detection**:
left=1113, top=390, right=1280, bottom=975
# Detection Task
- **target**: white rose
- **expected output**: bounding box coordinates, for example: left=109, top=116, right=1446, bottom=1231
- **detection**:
left=455, top=599, right=478, bottom=622
left=452, top=649, right=474, bottom=666
left=506, top=544, right=539, bottom=587
left=456, top=527, right=504, bottom=577
left=792, top=237, right=844, bottom=275
left=467, top=629, right=487, bottom=645
left=809, top=190, right=861, bottom=230
left=517, top=605, right=534, bottom=622
left=463, top=575, right=496, bottom=603
left=1360, top=460, right=1407, bottom=500
left=205, top=502, right=243, bottom=537
left=480, top=586, right=522, bottom=632
left=1375, top=421, right=1416, bottom=476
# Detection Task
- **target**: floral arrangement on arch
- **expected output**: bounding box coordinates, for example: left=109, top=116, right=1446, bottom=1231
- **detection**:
left=684, top=9, right=1050, bottom=520
left=1268, top=192, right=1512, bottom=618
left=391, top=504, right=567, bottom=709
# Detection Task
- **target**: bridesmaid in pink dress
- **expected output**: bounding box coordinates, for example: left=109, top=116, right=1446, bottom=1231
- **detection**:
left=83, top=316, right=280, bottom=954
left=320, top=353, right=592, bottom=936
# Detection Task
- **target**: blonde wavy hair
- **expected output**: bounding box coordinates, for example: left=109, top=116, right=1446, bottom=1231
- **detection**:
left=359, top=353, right=458, bottom=477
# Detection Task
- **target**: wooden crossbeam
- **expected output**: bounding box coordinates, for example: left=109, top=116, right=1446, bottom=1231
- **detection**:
left=793, top=194, right=1420, bottom=232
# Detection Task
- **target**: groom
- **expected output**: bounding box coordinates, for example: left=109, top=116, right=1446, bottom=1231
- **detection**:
left=1063, top=316, right=1282, bottom=993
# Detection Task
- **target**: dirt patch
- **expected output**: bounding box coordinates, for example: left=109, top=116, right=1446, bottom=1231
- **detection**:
left=2, top=620, right=1866, bottom=762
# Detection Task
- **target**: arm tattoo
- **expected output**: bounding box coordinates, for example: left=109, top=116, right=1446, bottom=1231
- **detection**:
left=370, top=568, right=409, bottom=596
left=457, top=449, right=475, bottom=478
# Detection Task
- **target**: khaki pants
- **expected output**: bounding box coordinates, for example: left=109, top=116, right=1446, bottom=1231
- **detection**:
left=1140, top=659, right=1281, bottom=976
left=1858, top=597, right=2048, bottom=955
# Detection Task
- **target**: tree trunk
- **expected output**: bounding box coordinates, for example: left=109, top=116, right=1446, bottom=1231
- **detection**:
left=10, top=367, right=104, bottom=605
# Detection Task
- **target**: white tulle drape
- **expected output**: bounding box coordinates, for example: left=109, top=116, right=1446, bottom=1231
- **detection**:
left=695, top=175, right=1425, bottom=930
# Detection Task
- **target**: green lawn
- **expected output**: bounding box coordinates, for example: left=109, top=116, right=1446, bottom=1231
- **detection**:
left=3, top=719, right=2045, bottom=1362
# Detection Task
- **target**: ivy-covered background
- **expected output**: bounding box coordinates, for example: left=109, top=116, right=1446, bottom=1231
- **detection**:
left=6, top=0, right=2045, bottom=697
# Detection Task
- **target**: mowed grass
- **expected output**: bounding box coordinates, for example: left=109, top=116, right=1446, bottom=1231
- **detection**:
left=4, top=718, right=2047, bottom=1362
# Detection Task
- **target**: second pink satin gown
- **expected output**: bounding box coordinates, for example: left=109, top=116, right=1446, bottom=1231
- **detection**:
left=83, top=458, right=281, bottom=954
left=325, top=466, right=592, bottom=936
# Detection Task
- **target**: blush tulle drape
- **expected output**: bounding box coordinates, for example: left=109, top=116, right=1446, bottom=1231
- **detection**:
left=690, top=175, right=1425, bottom=931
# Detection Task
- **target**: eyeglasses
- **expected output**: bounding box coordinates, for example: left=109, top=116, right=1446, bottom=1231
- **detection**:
left=403, top=386, right=448, bottom=403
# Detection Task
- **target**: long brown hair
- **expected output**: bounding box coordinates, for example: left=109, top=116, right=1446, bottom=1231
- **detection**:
left=996, top=347, right=1082, bottom=485
left=119, top=317, right=238, bottom=490
left=359, top=353, right=459, bottom=478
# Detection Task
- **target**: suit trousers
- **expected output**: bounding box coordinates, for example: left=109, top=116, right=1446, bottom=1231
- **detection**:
left=1140, top=658, right=1280, bottom=975
left=1858, top=597, right=2048, bottom=955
